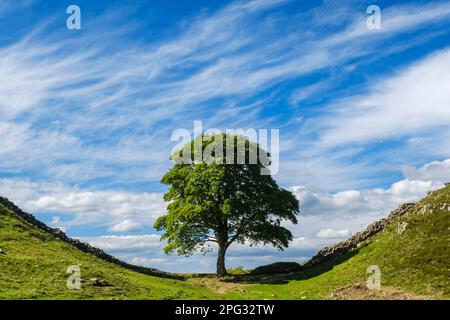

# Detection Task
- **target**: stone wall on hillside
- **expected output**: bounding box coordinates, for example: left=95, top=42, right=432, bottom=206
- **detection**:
left=249, top=202, right=417, bottom=276
left=302, top=202, right=416, bottom=268
left=0, top=197, right=182, bottom=280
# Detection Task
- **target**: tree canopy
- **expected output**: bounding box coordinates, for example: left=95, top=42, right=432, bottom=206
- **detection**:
left=154, top=134, right=300, bottom=276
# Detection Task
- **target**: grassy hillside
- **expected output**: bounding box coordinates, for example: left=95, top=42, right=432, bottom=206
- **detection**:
left=1, top=185, right=449, bottom=300
left=0, top=204, right=219, bottom=299
left=221, top=185, right=450, bottom=300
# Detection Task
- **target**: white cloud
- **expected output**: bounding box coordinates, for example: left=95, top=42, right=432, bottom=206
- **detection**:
left=130, top=257, right=170, bottom=266
left=403, top=159, right=450, bottom=183
left=79, top=235, right=163, bottom=252
left=32, top=191, right=165, bottom=227
left=0, top=179, right=166, bottom=228
left=291, top=178, right=443, bottom=218
left=50, top=216, right=61, bottom=225
left=316, top=228, right=351, bottom=239
left=108, top=219, right=143, bottom=233
left=317, top=48, right=450, bottom=148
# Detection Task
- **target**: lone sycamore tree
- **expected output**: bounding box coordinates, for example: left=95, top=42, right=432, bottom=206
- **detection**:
left=154, top=134, right=299, bottom=276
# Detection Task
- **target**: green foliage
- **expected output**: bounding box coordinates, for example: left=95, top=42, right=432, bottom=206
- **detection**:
left=154, top=134, right=300, bottom=274
left=226, top=266, right=251, bottom=275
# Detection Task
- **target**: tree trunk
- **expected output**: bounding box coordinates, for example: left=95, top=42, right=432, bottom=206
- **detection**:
left=216, top=244, right=227, bottom=277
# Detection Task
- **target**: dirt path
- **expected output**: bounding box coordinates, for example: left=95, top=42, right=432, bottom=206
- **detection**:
left=193, top=277, right=246, bottom=294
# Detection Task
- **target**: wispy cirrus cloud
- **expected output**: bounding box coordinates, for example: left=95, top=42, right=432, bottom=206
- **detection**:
left=315, top=48, right=450, bottom=149
left=278, top=45, right=450, bottom=190
left=1, top=0, right=450, bottom=189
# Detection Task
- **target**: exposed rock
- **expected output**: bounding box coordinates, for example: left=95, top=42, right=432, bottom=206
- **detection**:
left=250, top=262, right=302, bottom=275
left=397, top=222, right=408, bottom=235
left=0, top=197, right=182, bottom=280
left=89, top=278, right=112, bottom=287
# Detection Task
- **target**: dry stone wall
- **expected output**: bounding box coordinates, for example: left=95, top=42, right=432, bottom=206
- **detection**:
left=0, top=197, right=182, bottom=280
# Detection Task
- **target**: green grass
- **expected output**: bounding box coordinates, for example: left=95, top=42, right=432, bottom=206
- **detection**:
left=1, top=185, right=449, bottom=299
left=221, top=185, right=450, bottom=300
left=0, top=206, right=220, bottom=300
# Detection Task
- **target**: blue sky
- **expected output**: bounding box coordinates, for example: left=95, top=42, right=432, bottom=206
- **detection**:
left=1, top=0, right=450, bottom=272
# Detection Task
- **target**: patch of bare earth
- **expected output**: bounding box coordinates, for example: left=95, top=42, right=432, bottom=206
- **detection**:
left=195, top=277, right=246, bottom=294
left=331, top=283, right=425, bottom=300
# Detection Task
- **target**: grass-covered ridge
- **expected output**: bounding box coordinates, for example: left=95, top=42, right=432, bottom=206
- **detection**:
left=0, top=204, right=219, bottom=299
left=222, top=184, right=449, bottom=299
left=0, top=185, right=449, bottom=299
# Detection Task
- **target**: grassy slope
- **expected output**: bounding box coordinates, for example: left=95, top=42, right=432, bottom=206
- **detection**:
left=222, top=185, right=450, bottom=299
left=0, top=185, right=449, bottom=300
left=0, top=205, right=219, bottom=299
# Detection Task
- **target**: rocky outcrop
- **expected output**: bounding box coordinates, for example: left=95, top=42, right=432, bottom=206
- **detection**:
left=303, top=203, right=415, bottom=268
left=0, top=197, right=182, bottom=280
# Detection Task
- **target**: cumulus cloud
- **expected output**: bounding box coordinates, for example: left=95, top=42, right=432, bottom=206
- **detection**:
left=0, top=179, right=166, bottom=228
left=403, top=159, right=450, bottom=182
left=130, top=257, right=170, bottom=266
left=79, top=235, right=163, bottom=252
left=292, top=179, right=443, bottom=218
left=108, top=219, right=144, bottom=233
left=316, top=228, right=351, bottom=239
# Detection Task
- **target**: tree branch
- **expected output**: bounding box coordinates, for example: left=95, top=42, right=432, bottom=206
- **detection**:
left=227, top=211, right=262, bottom=246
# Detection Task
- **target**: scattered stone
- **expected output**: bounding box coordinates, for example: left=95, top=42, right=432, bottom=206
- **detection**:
left=397, top=222, right=408, bottom=235
left=0, top=248, right=4, bottom=254
left=89, top=278, right=112, bottom=287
